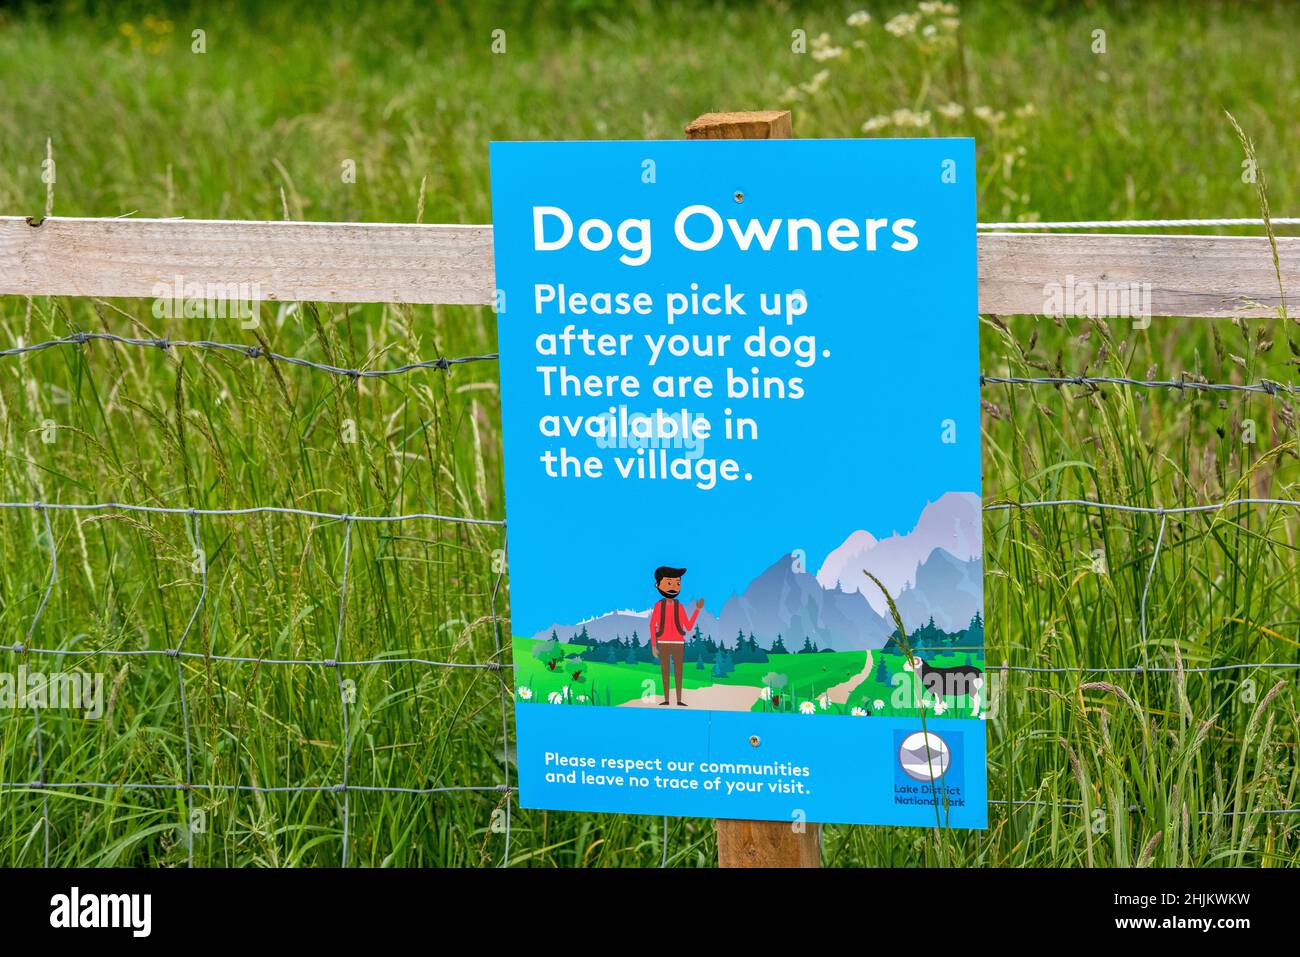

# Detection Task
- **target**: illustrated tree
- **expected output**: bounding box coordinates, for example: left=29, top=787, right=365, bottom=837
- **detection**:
left=533, top=638, right=566, bottom=672
left=712, top=647, right=735, bottom=678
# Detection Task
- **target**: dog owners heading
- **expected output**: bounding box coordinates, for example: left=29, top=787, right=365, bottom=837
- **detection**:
left=532, top=205, right=920, bottom=267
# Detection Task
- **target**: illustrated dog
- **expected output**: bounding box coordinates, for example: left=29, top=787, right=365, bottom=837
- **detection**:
left=903, top=655, right=984, bottom=717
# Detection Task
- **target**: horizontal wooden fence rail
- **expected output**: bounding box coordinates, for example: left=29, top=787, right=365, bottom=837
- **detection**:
left=1, top=215, right=1296, bottom=317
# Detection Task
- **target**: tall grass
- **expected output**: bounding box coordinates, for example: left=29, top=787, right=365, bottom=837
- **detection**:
left=0, top=0, right=1297, bottom=866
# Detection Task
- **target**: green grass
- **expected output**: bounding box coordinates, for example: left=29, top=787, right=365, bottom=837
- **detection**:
left=513, top=639, right=871, bottom=708
left=0, top=0, right=1298, bottom=867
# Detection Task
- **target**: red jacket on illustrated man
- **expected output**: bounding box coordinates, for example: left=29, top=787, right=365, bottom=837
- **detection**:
left=650, top=565, right=704, bottom=706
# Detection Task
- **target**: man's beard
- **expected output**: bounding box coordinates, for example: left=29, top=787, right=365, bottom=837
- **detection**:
left=656, top=588, right=680, bottom=599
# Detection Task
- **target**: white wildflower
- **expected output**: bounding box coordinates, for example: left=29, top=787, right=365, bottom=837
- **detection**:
left=890, top=108, right=931, bottom=127
left=801, top=69, right=831, bottom=95
left=884, top=12, right=920, bottom=36
left=847, top=10, right=872, bottom=27
left=799, top=700, right=817, bottom=715
left=517, top=686, right=532, bottom=701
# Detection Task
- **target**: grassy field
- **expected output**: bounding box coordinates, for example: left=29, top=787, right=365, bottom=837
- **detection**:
left=0, top=0, right=1298, bottom=866
left=513, top=638, right=873, bottom=709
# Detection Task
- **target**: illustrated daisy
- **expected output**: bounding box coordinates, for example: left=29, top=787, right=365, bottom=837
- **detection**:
left=873, top=699, right=885, bottom=711
left=850, top=707, right=867, bottom=716
left=517, top=686, right=532, bottom=701
left=547, top=691, right=565, bottom=704
left=759, top=686, right=772, bottom=701
left=799, top=701, right=817, bottom=715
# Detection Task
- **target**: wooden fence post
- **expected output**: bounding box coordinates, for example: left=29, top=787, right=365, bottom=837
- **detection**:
left=686, top=109, right=822, bottom=869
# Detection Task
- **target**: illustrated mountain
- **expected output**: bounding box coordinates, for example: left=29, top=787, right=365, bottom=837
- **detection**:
left=532, top=493, right=983, bottom=650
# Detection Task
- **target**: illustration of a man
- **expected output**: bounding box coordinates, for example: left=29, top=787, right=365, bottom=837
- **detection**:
left=650, top=566, right=704, bottom=707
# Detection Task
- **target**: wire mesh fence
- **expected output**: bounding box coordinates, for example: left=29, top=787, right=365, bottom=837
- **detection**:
left=2, top=333, right=1298, bottom=867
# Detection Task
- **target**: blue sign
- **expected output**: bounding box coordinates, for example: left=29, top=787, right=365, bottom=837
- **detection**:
left=490, top=138, right=985, bottom=828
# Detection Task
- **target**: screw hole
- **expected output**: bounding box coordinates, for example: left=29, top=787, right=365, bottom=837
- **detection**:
left=749, top=734, right=761, bottom=747
left=734, top=191, right=744, bottom=203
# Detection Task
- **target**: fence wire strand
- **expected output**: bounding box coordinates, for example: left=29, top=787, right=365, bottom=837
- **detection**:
left=8, top=332, right=1300, bottom=400
left=22, top=505, right=57, bottom=867
left=173, top=512, right=206, bottom=868
left=976, top=217, right=1300, bottom=229
left=488, top=528, right=513, bottom=867
left=0, top=331, right=498, bottom=378
left=334, top=517, right=354, bottom=868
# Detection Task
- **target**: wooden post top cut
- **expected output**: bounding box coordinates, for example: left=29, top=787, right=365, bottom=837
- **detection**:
left=685, top=111, right=793, bottom=140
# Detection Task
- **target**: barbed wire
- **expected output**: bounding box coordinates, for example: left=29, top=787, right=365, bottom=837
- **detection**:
left=5, top=333, right=1300, bottom=400
left=0, top=332, right=498, bottom=378
left=981, top=374, right=1300, bottom=396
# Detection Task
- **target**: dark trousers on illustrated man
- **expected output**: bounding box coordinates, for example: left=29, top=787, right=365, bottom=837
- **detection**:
left=658, top=642, right=685, bottom=701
